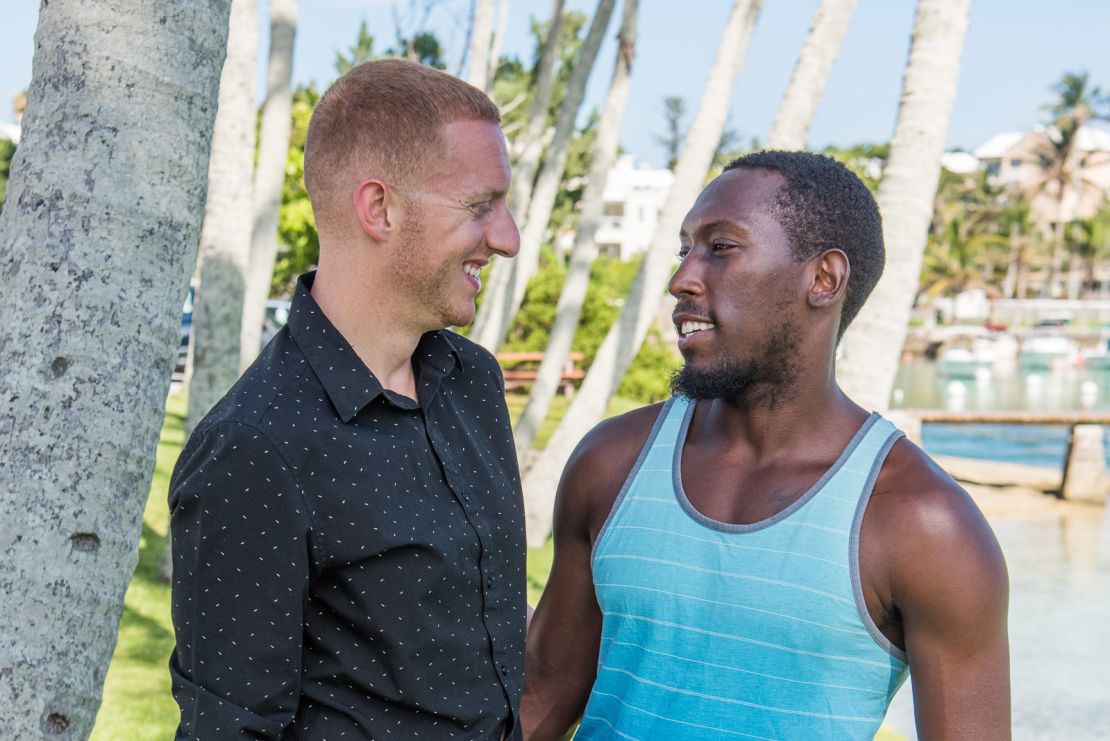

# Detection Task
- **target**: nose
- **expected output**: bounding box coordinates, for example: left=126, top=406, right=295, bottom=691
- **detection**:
left=487, top=203, right=520, bottom=258
left=668, top=250, right=704, bottom=299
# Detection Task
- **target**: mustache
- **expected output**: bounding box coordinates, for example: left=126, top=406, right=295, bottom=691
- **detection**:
left=672, top=302, right=714, bottom=323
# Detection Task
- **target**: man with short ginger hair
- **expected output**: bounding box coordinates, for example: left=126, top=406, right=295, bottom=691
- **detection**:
left=169, top=59, right=525, bottom=738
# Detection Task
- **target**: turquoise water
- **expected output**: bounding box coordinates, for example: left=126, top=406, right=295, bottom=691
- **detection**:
left=882, top=359, right=1110, bottom=739
left=891, top=359, right=1110, bottom=466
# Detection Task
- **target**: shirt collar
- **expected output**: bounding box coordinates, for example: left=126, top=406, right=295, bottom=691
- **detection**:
left=287, top=272, right=464, bottom=422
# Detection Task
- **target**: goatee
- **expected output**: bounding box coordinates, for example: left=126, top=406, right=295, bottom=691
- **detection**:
left=670, top=319, right=802, bottom=407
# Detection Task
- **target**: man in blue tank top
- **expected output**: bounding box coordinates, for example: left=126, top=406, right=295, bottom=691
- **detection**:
left=521, top=152, right=1010, bottom=739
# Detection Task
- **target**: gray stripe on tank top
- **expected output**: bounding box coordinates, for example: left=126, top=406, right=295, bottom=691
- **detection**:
left=592, top=397, right=678, bottom=563
left=672, top=402, right=882, bottom=534
left=849, top=423, right=909, bottom=663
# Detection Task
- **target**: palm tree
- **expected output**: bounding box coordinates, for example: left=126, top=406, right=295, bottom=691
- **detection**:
left=765, top=0, right=860, bottom=150
left=464, top=0, right=496, bottom=90
left=472, top=0, right=617, bottom=351
left=186, top=0, right=259, bottom=438
left=836, top=0, right=972, bottom=413
left=1066, top=203, right=1110, bottom=296
left=241, top=0, right=299, bottom=372
left=0, top=1, right=231, bottom=733
left=1024, top=72, right=1109, bottom=297
left=470, top=0, right=565, bottom=346
left=522, top=0, right=766, bottom=546
left=513, top=0, right=640, bottom=457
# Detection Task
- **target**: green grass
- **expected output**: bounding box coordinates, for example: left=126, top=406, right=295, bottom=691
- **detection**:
left=92, top=390, right=905, bottom=740
left=91, top=392, right=184, bottom=740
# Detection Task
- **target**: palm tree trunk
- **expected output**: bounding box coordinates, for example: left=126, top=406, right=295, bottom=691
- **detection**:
left=240, top=0, right=298, bottom=373
left=473, top=0, right=617, bottom=352
left=488, top=0, right=513, bottom=86
left=186, top=0, right=258, bottom=438
left=464, top=0, right=496, bottom=91
left=836, top=0, right=971, bottom=413
left=514, top=0, right=640, bottom=457
left=471, top=0, right=565, bottom=346
left=765, top=0, right=859, bottom=150
left=0, top=1, right=230, bottom=733
left=522, top=0, right=765, bottom=546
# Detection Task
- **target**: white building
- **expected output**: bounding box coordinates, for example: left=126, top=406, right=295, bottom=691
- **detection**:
left=592, top=154, right=673, bottom=261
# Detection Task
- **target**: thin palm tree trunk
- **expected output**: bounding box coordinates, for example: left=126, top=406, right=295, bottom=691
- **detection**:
left=765, top=0, right=859, bottom=150
left=522, top=0, right=765, bottom=546
left=474, top=0, right=616, bottom=352
left=514, top=0, right=640, bottom=458
left=471, top=0, right=565, bottom=345
left=465, top=0, right=496, bottom=90
left=240, top=0, right=298, bottom=373
left=185, top=0, right=258, bottom=437
left=836, top=0, right=972, bottom=412
left=0, top=1, right=230, bottom=733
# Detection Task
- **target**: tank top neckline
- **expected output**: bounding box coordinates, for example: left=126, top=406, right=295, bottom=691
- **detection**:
left=670, top=396, right=883, bottom=534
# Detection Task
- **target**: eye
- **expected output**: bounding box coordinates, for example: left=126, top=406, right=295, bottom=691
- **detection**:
left=710, top=241, right=734, bottom=252
left=676, top=246, right=690, bottom=261
left=465, top=200, right=494, bottom=218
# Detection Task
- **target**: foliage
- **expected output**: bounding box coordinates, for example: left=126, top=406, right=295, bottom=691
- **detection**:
left=820, top=142, right=889, bottom=193
left=334, top=20, right=377, bottom=75
left=272, top=84, right=319, bottom=295
left=654, top=95, right=687, bottom=170
left=500, top=250, right=675, bottom=403
left=0, top=137, right=15, bottom=212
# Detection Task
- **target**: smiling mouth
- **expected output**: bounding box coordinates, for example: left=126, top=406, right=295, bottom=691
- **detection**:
left=463, top=264, right=482, bottom=290
left=677, top=321, right=716, bottom=338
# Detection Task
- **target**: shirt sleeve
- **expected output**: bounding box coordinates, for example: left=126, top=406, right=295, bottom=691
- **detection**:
left=168, top=420, right=314, bottom=738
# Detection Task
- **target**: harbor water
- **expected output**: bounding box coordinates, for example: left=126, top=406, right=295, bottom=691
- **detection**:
left=880, top=359, right=1110, bottom=739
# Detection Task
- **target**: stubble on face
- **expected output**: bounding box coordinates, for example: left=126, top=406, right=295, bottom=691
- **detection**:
left=670, top=310, right=804, bottom=408
left=388, top=195, right=475, bottom=329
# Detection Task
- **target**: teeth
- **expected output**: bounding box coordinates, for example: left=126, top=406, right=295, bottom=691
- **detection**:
left=680, top=321, right=715, bottom=336
left=464, top=265, right=481, bottom=279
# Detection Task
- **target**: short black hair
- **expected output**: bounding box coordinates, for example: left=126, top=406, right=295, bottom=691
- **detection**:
left=723, top=150, right=884, bottom=334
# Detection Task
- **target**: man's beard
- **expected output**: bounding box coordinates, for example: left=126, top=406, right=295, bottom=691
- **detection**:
left=670, top=318, right=803, bottom=407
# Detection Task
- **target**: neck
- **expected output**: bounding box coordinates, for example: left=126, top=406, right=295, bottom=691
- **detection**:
left=311, top=259, right=423, bottom=397
left=691, top=339, right=866, bottom=460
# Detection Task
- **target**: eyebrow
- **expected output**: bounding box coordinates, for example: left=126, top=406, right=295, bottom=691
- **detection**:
left=679, top=219, right=755, bottom=240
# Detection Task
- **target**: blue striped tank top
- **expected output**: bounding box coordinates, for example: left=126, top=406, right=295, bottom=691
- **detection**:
left=576, top=395, right=909, bottom=740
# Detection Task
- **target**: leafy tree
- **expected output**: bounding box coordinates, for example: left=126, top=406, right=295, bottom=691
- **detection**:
left=655, top=95, right=686, bottom=170
left=1066, top=202, right=1110, bottom=294
left=272, top=84, right=319, bottom=293
left=0, top=138, right=15, bottom=210
left=1025, top=70, right=1109, bottom=295
left=335, top=19, right=376, bottom=75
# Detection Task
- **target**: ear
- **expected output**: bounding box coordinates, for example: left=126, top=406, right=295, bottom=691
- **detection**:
left=352, top=177, right=394, bottom=241
left=808, top=249, right=850, bottom=309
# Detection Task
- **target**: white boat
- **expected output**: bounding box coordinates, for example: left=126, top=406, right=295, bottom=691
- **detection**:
left=1080, top=339, right=1110, bottom=371
left=1020, top=335, right=1079, bottom=370
left=937, top=346, right=995, bottom=378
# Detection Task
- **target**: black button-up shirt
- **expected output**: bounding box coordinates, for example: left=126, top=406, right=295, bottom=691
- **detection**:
left=169, top=272, right=526, bottom=739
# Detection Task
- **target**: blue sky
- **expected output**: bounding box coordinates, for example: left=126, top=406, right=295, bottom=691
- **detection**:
left=2, top=1, right=1108, bottom=167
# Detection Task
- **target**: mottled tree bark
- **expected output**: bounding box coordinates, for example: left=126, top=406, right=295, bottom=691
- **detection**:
left=837, top=0, right=971, bottom=412
left=0, top=1, right=230, bottom=735
left=764, top=0, right=859, bottom=150
left=240, top=0, right=298, bottom=372
left=186, top=0, right=258, bottom=434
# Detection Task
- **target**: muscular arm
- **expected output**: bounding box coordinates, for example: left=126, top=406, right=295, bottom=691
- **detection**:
left=168, top=421, right=313, bottom=738
left=521, top=405, right=660, bottom=740
left=868, top=441, right=1010, bottom=740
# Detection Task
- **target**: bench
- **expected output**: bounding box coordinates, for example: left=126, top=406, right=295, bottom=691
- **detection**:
left=496, top=351, right=586, bottom=397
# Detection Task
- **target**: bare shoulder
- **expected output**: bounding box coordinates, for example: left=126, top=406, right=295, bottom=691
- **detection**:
left=557, top=401, right=668, bottom=541
left=866, top=436, right=1008, bottom=611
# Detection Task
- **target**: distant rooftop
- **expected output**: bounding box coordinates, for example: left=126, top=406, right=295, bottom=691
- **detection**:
left=973, top=131, right=1024, bottom=160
